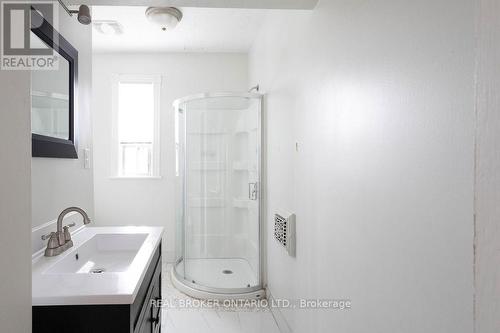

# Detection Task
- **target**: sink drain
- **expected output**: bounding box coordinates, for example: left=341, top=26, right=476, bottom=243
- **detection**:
left=222, top=269, right=233, bottom=274
left=90, top=268, right=105, bottom=274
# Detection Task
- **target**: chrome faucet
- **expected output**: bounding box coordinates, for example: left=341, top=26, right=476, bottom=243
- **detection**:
left=41, top=207, right=91, bottom=257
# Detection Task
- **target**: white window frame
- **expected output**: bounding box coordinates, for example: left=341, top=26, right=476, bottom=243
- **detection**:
left=111, top=74, right=161, bottom=179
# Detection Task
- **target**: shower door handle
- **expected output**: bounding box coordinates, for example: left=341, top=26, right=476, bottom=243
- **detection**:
left=248, top=182, right=258, bottom=200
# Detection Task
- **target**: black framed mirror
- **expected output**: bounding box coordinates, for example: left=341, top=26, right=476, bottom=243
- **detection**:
left=30, top=10, right=78, bottom=158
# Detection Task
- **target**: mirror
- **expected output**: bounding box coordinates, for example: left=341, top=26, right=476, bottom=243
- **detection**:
left=31, top=10, right=78, bottom=158
left=31, top=42, right=70, bottom=140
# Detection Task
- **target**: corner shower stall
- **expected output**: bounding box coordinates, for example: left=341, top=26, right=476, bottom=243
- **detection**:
left=172, top=92, right=264, bottom=299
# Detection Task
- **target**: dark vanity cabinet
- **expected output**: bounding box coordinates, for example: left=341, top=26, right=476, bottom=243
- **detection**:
left=33, top=243, right=162, bottom=333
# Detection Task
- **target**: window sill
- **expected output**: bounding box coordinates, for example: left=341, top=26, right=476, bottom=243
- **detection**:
left=109, top=176, right=162, bottom=180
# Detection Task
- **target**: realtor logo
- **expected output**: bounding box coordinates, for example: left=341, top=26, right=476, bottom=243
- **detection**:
left=1, top=1, right=58, bottom=70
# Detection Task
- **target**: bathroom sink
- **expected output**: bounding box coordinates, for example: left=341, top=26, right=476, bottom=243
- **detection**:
left=45, top=233, right=148, bottom=274
left=32, top=226, right=163, bottom=305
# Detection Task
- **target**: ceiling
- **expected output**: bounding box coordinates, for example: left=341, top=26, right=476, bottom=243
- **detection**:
left=92, top=6, right=273, bottom=53
left=81, top=0, right=318, bottom=10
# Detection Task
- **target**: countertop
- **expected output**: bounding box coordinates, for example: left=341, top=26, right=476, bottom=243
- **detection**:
left=32, top=226, right=163, bottom=306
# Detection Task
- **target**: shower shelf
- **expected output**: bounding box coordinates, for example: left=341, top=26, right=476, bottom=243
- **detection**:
left=233, top=161, right=248, bottom=170
left=189, top=161, right=226, bottom=171
left=187, top=130, right=228, bottom=135
left=234, top=126, right=258, bottom=134
left=232, top=198, right=253, bottom=209
left=188, top=197, right=225, bottom=208
left=233, top=161, right=257, bottom=172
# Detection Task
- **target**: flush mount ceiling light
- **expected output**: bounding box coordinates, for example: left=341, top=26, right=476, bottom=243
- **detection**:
left=93, top=20, right=124, bottom=35
left=145, top=7, right=183, bottom=31
left=57, top=0, right=91, bottom=25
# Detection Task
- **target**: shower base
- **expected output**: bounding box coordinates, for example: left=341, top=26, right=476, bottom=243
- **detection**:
left=171, top=258, right=265, bottom=300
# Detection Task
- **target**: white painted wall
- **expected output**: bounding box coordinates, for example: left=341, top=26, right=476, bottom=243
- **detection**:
left=31, top=8, right=94, bottom=228
left=0, top=62, right=32, bottom=333
left=249, top=1, right=474, bottom=332
left=474, top=0, right=500, bottom=331
left=92, top=53, right=248, bottom=261
left=0, top=3, right=93, bottom=331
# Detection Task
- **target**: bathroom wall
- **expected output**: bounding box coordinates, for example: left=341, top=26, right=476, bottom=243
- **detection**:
left=0, top=4, right=93, bottom=331
left=31, top=8, right=94, bottom=229
left=0, top=62, right=32, bottom=333
left=474, top=0, right=500, bottom=331
left=249, top=1, right=474, bottom=332
left=92, top=53, right=248, bottom=261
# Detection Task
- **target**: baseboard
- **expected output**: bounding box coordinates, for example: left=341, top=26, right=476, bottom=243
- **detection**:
left=267, top=289, right=292, bottom=333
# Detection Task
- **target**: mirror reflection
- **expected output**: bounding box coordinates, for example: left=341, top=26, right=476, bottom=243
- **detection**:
left=31, top=32, right=70, bottom=140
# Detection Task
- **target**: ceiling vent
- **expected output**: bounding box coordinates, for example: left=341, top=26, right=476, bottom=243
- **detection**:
left=93, top=20, right=124, bottom=35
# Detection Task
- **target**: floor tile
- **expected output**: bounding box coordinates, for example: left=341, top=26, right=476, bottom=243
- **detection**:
left=161, top=264, right=280, bottom=333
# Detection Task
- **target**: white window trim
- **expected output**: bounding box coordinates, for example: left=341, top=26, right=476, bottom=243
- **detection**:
left=110, top=74, right=162, bottom=179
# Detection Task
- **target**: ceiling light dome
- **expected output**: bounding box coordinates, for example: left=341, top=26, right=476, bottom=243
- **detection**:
left=145, top=7, right=182, bottom=31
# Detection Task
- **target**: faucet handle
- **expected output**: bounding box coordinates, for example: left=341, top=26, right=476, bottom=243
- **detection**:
left=41, top=232, right=59, bottom=250
left=63, top=223, right=76, bottom=243
left=41, top=231, right=55, bottom=241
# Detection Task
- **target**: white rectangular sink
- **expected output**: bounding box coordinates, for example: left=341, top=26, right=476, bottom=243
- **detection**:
left=32, top=226, right=163, bottom=306
left=45, top=233, right=148, bottom=274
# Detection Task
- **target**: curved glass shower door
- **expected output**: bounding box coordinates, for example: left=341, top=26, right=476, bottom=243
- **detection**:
left=173, top=92, right=262, bottom=296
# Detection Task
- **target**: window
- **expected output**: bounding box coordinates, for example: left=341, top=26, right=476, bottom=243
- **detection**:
left=111, top=74, right=161, bottom=178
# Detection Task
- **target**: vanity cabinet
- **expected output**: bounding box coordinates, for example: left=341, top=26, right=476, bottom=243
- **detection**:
left=33, top=243, right=162, bottom=333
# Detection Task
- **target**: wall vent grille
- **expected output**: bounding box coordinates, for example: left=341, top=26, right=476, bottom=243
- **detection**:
left=274, top=212, right=296, bottom=256
left=274, top=213, right=288, bottom=247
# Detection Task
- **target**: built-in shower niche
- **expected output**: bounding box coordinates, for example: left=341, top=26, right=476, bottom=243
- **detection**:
left=173, top=93, right=263, bottom=299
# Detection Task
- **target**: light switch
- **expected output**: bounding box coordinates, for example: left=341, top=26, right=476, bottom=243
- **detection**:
left=83, top=148, right=91, bottom=169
